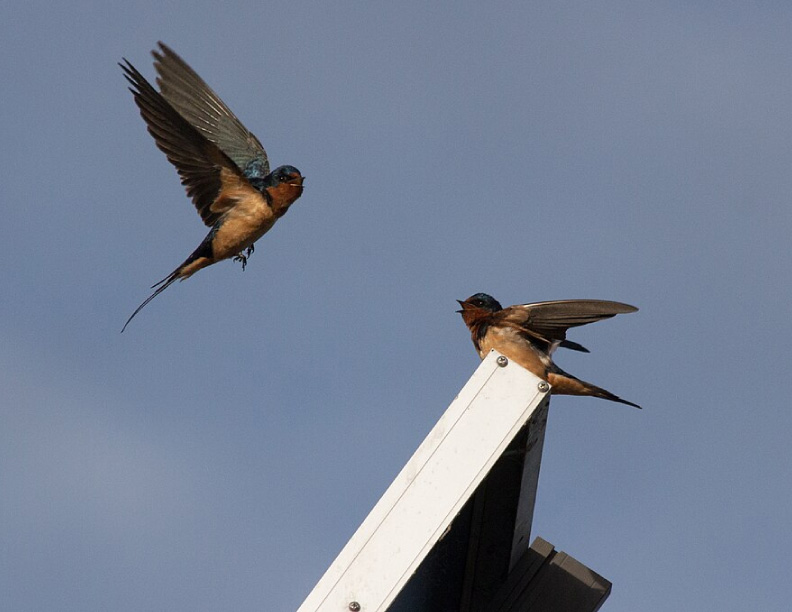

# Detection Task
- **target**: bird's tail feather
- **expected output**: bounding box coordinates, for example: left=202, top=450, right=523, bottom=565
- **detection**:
left=547, top=369, right=641, bottom=409
left=121, top=232, right=215, bottom=332
left=121, top=269, right=182, bottom=332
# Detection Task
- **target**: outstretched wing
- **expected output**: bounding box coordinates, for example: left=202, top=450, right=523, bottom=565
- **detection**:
left=503, top=300, right=638, bottom=347
left=152, top=42, right=269, bottom=179
left=121, top=60, right=252, bottom=227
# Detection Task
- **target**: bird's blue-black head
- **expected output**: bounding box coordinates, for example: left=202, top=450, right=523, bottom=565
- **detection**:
left=245, top=163, right=303, bottom=192
left=463, top=293, right=503, bottom=312
left=269, top=165, right=303, bottom=185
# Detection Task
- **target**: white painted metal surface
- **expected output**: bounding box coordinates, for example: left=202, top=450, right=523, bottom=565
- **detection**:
left=298, top=350, right=549, bottom=612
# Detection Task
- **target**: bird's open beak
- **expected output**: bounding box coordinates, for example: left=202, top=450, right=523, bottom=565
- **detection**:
left=455, top=299, right=467, bottom=314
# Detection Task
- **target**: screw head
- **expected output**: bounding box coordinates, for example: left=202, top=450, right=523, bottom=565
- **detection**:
left=349, top=602, right=361, bottom=611
left=538, top=381, right=550, bottom=392
left=496, top=355, right=508, bottom=367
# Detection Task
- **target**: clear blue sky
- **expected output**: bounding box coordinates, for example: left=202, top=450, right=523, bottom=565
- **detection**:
left=2, top=2, right=791, bottom=610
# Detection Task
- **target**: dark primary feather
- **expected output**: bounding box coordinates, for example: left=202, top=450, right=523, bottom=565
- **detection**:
left=152, top=42, right=269, bottom=179
left=558, top=339, right=590, bottom=353
left=120, top=60, right=242, bottom=226
left=508, top=299, right=638, bottom=344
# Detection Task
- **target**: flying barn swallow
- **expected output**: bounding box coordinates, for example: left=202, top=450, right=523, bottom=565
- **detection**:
left=457, top=293, right=640, bottom=408
left=119, top=42, right=304, bottom=331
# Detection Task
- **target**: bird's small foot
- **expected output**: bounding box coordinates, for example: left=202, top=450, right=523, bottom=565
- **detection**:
left=233, top=253, right=248, bottom=271
left=233, top=246, right=255, bottom=271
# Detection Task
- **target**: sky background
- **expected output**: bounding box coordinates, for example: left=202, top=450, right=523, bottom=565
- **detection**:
left=2, top=1, right=791, bottom=610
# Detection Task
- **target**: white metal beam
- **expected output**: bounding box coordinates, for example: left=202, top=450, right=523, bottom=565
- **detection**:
left=298, top=350, right=549, bottom=612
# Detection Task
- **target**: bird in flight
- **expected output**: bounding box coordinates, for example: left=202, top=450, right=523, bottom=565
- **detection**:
left=457, top=293, right=640, bottom=408
left=120, top=42, right=304, bottom=331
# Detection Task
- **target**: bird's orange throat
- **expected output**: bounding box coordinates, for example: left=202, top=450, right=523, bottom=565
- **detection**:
left=458, top=304, right=491, bottom=327
left=269, top=182, right=304, bottom=217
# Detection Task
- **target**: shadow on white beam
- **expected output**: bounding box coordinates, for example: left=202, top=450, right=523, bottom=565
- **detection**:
left=298, top=350, right=550, bottom=612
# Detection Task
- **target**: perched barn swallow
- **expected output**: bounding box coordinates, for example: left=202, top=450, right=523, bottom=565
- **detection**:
left=119, top=42, right=304, bottom=331
left=457, top=293, right=640, bottom=408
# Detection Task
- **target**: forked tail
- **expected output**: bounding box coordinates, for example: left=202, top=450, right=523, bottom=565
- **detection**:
left=547, top=368, right=641, bottom=409
left=121, top=269, right=180, bottom=332
left=121, top=233, right=215, bottom=332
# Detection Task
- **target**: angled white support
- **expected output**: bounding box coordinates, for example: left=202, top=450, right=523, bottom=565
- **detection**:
left=298, top=350, right=549, bottom=612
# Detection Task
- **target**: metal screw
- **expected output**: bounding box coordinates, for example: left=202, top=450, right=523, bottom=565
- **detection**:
left=348, top=602, right=361, bottom=611
left=496, top=355, right=508, bottom=367
left=538, top=381, right=550, bottom=392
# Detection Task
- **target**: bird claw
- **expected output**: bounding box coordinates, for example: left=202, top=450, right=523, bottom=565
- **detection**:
left=233, top=245, right=255, bottom=271
left=233, top=253, right=248, bottom=271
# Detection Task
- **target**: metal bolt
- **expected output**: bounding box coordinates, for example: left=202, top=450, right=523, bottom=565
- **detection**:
left=496, top=355, right=508, bottom=367
left=348, top=603, right=361, bottom=611
left=538, top=381, right=550, bottom=392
